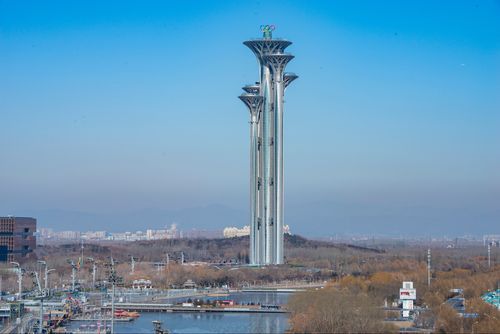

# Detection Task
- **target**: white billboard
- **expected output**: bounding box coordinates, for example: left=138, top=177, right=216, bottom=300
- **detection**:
left=400, top=288, right=416, bottom=300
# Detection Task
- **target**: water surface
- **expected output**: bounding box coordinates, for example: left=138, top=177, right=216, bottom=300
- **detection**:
left=70, top=292, right=291, bottom=333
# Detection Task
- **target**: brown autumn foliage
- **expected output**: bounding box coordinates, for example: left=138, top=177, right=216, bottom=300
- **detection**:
left=433, top=298, right=500, bottom=334
left=467, top=297, right=500, bottom=333
left=288, top=288, right=396, bottom=333
left=288, top=255, right=499, bottom=334
left=435, top=303, right=464, bottom=333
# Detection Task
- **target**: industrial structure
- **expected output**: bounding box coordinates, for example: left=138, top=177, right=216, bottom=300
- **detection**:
left=0, top=216, right=37, bottom=262
left=239, top=26, right=297, bottom=265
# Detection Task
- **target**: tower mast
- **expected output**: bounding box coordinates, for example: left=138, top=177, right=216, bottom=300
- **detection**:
left=240, top=26, right=297, bottom=265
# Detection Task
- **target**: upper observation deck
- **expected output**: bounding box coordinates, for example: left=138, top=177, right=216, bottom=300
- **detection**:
left=243, top=39, right=292, bottom=60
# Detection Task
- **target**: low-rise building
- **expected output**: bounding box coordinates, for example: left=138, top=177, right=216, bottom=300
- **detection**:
left=223, top=226, right=251, bottom=238
left=182, top=279, right=197, bottom=289
left=132, top=279, right=153, bottom=291
left=223, top=225, right=291, bottom=238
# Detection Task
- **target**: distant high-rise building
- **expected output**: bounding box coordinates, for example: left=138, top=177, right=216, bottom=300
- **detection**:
left=0, top=216, right=37, bottom=262
left=239, top=26, right=297, bottom=265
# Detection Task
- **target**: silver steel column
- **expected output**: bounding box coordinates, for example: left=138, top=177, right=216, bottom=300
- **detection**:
left=238, top=93, right=263, bottom=264
left=264, top=54, right=294, bottom=264
left=261, top=64, right=274, bottom=264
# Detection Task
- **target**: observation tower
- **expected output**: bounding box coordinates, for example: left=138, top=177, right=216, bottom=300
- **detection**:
left=239, top=26, right=297, bottom=265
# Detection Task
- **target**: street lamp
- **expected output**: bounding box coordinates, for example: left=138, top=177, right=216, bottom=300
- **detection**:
left=37, top=260, right=56, bottom=291
left=45, top=269, right=55, bottom=290
left=37, top=260, right=46, bottom=286
left=10, top=262, right=24, bottom=300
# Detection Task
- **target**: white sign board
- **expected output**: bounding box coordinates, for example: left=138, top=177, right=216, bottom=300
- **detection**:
left=402, top=281, right=413, bottom=289
left=400, top=288, right=416, bottom=300
left=402, top=299, right=414, bottom=310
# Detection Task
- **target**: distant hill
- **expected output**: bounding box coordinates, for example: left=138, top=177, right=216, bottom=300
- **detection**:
left=38, top=233, right=384, bottom=265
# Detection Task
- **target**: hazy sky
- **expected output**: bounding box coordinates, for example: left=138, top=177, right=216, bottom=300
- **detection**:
left=1, top=1, right=499, bottom=236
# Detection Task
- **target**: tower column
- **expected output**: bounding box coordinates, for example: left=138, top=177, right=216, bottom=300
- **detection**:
left=261, top=64, right=274, bottom=265
left=275, top=77, right=284, bottom=264
left=238, top=94, right=263, bottom=265
left=264, top=54, right=294, bottom=265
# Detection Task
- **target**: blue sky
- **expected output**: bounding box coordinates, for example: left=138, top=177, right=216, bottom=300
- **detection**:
left=1, top=1, right=499, bottom=236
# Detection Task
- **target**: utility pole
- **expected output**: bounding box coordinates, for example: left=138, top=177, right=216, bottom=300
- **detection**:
left=87, top=257, right=97, bottom=288
left=154, top=262, right=164, bottom=275
left=112, top=281, right=115, bottom=334
left=427, top=248, right=431, bottom=288
left=32, top=271, right=42, bottom=293
left=39, top=295, right=44, bottom=334
left=37, top=261, right=44, bottom=286
left=80, top=239, right=84, bottom=271
left=36, top=273, right=44, bottom=334
left=67, top=260, right=77, bottom=291
left=130, top=256, right=135, bottom=275
left=106, top=257, right=123, bottom=334
left=44, top=267, right=56, bottom=290
left=488, top=243, right=491, bottom=268
left=45, top=268, right=55, bottom=290
left=38, top=261, right=46, bottom=289
left=72, top=266, right=76, bottom=291
left=110, top=258, right=116, bottom=334
left=38, top=261, right=54, bottom=291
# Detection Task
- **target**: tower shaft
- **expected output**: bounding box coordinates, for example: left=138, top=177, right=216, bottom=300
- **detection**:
left=240, top=31, right=297, bottom=265
left=261, top=64, right=274, bottom=264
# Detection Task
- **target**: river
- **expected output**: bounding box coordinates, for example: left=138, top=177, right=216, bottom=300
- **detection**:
left=69, top=292, right=291, bottom=333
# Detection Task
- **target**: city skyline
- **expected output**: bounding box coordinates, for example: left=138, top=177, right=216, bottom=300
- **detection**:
left=1, top=1, right=499, bottom=236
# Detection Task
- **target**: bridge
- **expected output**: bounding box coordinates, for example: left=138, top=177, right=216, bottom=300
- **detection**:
left=102, top=302, right=288, bottom=314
